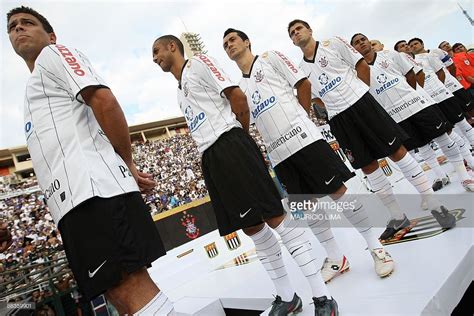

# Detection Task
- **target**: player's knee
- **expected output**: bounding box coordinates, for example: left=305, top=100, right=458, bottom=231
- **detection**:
left=361, top=160, right=380, bottom=174
left=389, top=145, right=407, bottom=162
left=243, top=223, right=266, bottom=236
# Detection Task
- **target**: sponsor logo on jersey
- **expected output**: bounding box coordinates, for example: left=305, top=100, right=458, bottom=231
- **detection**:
left=254, top=69, right=264, bottom=82
left=196, top=54, right=225, bottom=81
left=44, top=179, right=62, bottom=202
left=387, top=96, right=421, bottom=117
left=318, top=74, right=342, bottom=98
left=274, top=51, right=298, bottom=73
left=25, top=121, right=33, bottom=140
left=118, top=165, right=132, bottom=178
left=184, top=106, right=207, bottom=132
left=318, top=56, right=329, bottom=68
left=55, top=45, right=85, bottom=76
left=375, top=75, right=399, bottom=94
left=251, top=91, right=276, bottom=119
left=335, top=36, right=360, bottom=54
left=267, top=126, right=303, bottom=153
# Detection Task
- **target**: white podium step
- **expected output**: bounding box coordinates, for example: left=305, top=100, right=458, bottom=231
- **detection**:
left=174, top=296, right=225, bottom=316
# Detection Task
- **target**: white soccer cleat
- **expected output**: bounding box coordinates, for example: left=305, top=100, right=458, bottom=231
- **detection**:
left=462, top=179, right=474, bottom=192
left=370, top=248, right=394, bottom=278
left=320, top=255, right=350, bottom=283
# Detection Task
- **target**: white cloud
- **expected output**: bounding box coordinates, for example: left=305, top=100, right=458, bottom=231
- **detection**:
left=1, top=0, right=472, bottom=148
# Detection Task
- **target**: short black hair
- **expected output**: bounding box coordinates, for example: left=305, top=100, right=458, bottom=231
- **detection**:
left=287, top=19, right=311, bottom=36
left=408, top=37, right=423, bottom=46
left=394, top=40, right=406, bottom=51
left=155, top=35, right=184, bottom=56
left=452, top=43, right=464, bottom=51
left=223, top=28, right=251, bottom=51
left=438, top=41, right=449, bottom=49
left=7, top=6, right=54, bottom=33
left=350, top=33, right=366, bottom=45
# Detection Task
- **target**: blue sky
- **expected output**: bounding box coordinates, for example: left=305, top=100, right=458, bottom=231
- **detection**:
left=1, top=0, right=472, bottom=148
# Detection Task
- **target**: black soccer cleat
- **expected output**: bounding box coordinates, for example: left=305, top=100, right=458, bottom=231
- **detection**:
left=269, top=293, right=303, bottom=316
left=379, top=214, right=410, bottom=240
left=431, top=206, right=456, bottom=229
left=313, top=296, right=339, bottom=316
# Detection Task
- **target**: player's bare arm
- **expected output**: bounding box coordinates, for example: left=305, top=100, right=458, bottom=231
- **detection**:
left=416, top=70, right=425, bottom=88
left=446, top=64, right=456, bottom=76
left=295, top=79, right=312, bottom=114
left=224, top=87, right=250, bottom=132
left=81, top=87, right=156, bottom=191
left=404, top=69, right=417, bottom=89
left=355, top=59, right=371, bottom=86
left=436, top=69, right=446, bottom=83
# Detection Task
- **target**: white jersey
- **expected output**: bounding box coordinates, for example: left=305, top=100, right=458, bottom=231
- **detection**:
left=177, top=54, right=241, bottom=153
left=367, top=50, right=434, bottom=123
left=239, top=51, right=323, bottom=166
left=24, top=44, right=139, bottom=224
left=299, top=37, right=369, bottom=119
left=401, top=52, right=422, bottom=74
left=415, top=52, right=453, bottom=103
left=429, top=48, right=463, bottom=93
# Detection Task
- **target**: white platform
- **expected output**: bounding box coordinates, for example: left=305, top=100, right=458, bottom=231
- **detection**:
left=149, top=161, right=474, bottom=315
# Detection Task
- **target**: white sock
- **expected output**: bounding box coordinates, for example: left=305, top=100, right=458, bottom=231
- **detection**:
left=450, top=131, right=474, bottom=168
left=394, top=153, right=432, bottom=194
left=275, top=214, right=330, bottom=298
left=335, top=194, right=382, bottom=250
left=306, top=203, right=344, bottom=260
left=418, top=144, right=446, bottom=180
left=435, top=133, right=471, bottom=182
left=366, top=167, right=405, bottom=220
left=455, top=119, right=474, bottom=146
left=133, top=291, right=174, bottom=316
left=394, top=153, right=442, bottom=210
left=250, top=224, right=295, bottom=301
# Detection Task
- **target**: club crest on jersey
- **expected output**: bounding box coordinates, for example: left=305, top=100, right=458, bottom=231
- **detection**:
left=184, top=106, right=206, bottom=132
left=322, top=40, right=330, bottom=47
left=465, top=60, right=470, bottom=66
left=254, top=69, right=264, bottom=82
left=378, top=60, right=390, bottom=69
left=251, top=91, right=276, bottom=119
left=318, top=56, right=329, bottom=68
left=318, top=74, right=342, bottom=98
left=183, top=81, right=190, bottom=97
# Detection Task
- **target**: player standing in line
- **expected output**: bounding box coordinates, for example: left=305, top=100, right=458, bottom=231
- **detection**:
left=370, top=39, right=384, bottom=52
left=7, top=6, right=173, bottom=315
left=351, top=33, right=474, bottom=193
left=222, top=28, right=394, bottom=289
left=287, top=19, right=456, bottom=241
left=409, top=38, right=474, bottom=148
left=151, top=34, right=340, bottom=315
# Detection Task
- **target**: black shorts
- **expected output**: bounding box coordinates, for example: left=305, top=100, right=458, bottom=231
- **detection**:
left=202, top=128, right=285, bottom=236
left=58, top=192, right=165, bottom=300
left=328, top=93, right=409, bottom=169
left=437, top=96, right=465, bottom=124
left=453, top=88, right=474, bottom=112
left=274, top=140, right=354, bottom=197
left=398, top=105, right=448, bottom=151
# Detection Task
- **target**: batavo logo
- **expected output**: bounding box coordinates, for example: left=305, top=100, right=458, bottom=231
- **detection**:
left=196, top=54, right=225, bottom=81
left=56, top=44, right=85, bottom=76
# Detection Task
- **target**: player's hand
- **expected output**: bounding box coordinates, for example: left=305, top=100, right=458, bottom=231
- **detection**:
left=0, top=223, right=13, bottom=253
left=129, top=164, right=156, bottom=193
